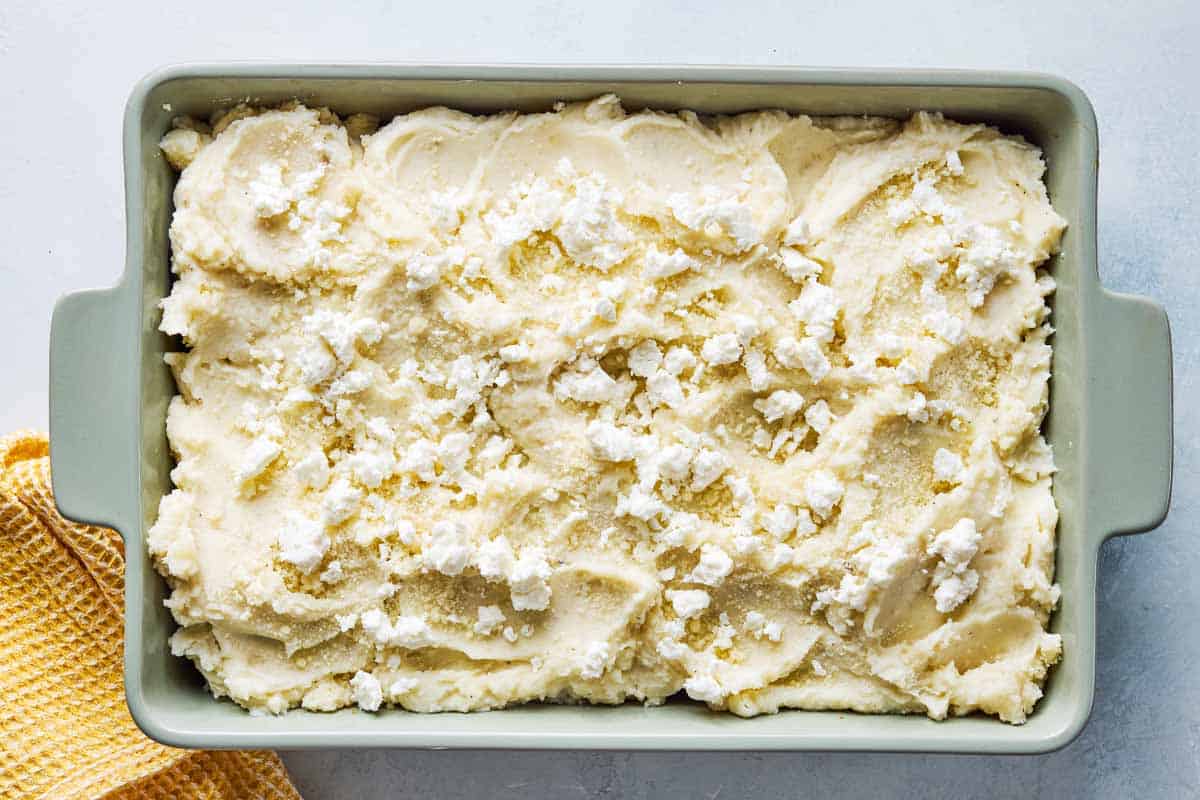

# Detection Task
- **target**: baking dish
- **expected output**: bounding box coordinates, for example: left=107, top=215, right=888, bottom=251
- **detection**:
left=48, top=64, right=1172, bottom=753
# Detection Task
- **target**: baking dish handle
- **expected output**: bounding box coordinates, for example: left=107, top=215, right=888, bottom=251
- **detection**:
left=49, top=284, right=136, bottom=536
left=1089, top=289, right=1173, bottom=538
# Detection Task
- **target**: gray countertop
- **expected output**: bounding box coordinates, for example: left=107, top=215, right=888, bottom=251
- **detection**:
left=2, top=1, right=1195, bottom=796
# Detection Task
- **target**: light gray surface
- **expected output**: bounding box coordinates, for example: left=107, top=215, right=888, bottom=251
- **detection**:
left=2, top=0, right=1196, bottom=797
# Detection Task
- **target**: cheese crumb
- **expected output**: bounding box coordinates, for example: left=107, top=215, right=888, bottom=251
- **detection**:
left=775, top=336, right=830, bottom=382
left=277, top=515, right=329, bottom=573
left=804, top=470, right=843, bottom=518
left=475, top=605, right=505, bottom=635
left=689, top=449, right=729, bottom=492
left=804, top=399, right=833, bottom=434
left=701, top=333, right=743, bottom=366
left=788, top=282, right=840, bottom=344
left=578, top=641, right=611, bottom=678
left=586, top=421, right=638, bottom=462
left=933, top=448, right=966, bottom=485
left=928, top=518, right=983, bottom=613
left=663, top=346, right=697, bottom=375
left=755, top=390, right=805, bottom=423
left=498, top=343, right=530, bottom=363
left=350, top=671, right=383, bottom=711
left=628, top=340, right=664, bottom=377
left=644, top=245, right=698, bottom=279
left=686, top=544, right=734, bottom=586
left=783, top=216, right=810, bottom=246
left=322, top=479, right=362, bottom=526
left=235, top=437, right=281, bottom=492
left=666, top=588, right=711, bottom=618
left=683, top=674, right=725, bottom=704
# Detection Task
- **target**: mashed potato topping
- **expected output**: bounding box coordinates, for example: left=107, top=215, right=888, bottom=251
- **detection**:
left=151, top=96, right=1065, bottom=722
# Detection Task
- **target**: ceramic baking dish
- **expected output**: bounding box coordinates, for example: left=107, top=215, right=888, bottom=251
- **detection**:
left=48, top=64, right=1172, bottom=753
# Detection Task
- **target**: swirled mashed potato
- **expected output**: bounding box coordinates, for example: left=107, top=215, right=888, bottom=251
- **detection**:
left=151, top=96, right=1065, bottom=722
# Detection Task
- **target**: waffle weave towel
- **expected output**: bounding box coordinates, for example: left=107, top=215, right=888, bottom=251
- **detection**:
left=0, top=432, right=302, bottom=800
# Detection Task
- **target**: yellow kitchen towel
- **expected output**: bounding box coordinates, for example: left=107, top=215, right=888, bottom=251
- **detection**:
left=0, top=431, right=302, bottom=800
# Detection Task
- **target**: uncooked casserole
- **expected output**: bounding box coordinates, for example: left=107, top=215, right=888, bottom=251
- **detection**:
left=150, top=95, right=1065, bottom=723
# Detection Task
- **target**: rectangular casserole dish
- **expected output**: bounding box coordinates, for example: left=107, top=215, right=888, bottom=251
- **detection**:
left=48, top=64, right=1172, bottom=753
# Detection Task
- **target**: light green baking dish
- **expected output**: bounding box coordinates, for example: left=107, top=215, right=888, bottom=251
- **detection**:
left=48, top=64, right=1172, bottom=753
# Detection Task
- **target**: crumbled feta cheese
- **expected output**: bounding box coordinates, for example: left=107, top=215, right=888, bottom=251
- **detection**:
left=297, top=344, right=338, bottom=385
left=476, top=536, right=515, bottom=581
left=350, top=671, right=383, bottom=711
left=556, top=361, right=620, bottom=404
left=754, top=390, right=805, bottom=423
left=658, top=444, right=696, bottom=483
left=775, top=336, right=830, bottom=382
left=804, top=470, right=843, bottom=518
left=659, top=510, right=700, bottom=547
left=663, top=346, right=697, bottom=375
left=360, top=610, right=435, bottom=649
left=322, top=479, right=362, bottom=526
left=742, top=348, right=772, bottom=392
left=475, top=605, right=505, bottom=635
left=424, top=520, right=472, bottom=576
left=235, top=436, right=281, bottom=491
left=578, top=641, right=611, bottom=679
left=905, top=392, right=930, bottom=423
left=686, top=544, right=734, bottom=586
left=732, top=315, right=760, bottom=346
left=645, top=370, right=685, bottom=408
left=628, top=340, right=664, bottom=377
left=319, top=560, right=344, bottom=583
left=477, top=435, right=513, bottom=467
left=689, top=449, right=729, bottom=492
left=945, top=150, right=964, bottom=176
left=778, top=249, right=823, bottom=283
left=683, top=674, right=725, bottom=703
left=788, top=282, right=840, bottom=344
left=556, top=172, right=631, bottom=270
left=876, top=333, right=906, bottom=360
left=509, top=549, right=553, bottom=611
left=586, top=421, right=638, bottom=462
left=399, top=439, right=438, bottom=482
left=666, top=588, right=711, bottom=618
left=928, top=518, right=983, bottom=613
left=406, top=252, right=445, bottom=291
left=669, top=186, right=759, bottom=251
left=744, top=611, right=783, bottom=642
left=344, top=448, right=396, bottom=489
left=277, top=515, right=329, bottom=573
left=895, top=359, right=921, bottom=385
left=929, top=518, right=981, bottom=569
left=932, top=570, right=980, bottom=613
left=328, top=368, right=372, bottom=397
left=701, top=333, right=743, bottom=366
left=782, top=216, right=810, bottom=246
left=933, top=448, right=966, bottom=485
left=643, top=245, right=698, bottom=279
left=804, top=400, right=833, bottom=434
left=616, top=485, right=669, bottom=521
left=657, top=637, right=689, bottom=661
left=763, top=542, right=796, bottom=571
left=795, top=508, right=817, bottom=537
left=761, top=504, right=797, bottom=539
left=248, top=160, right=324, bottom=218
left=498, top=343, right=530, bottom=363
